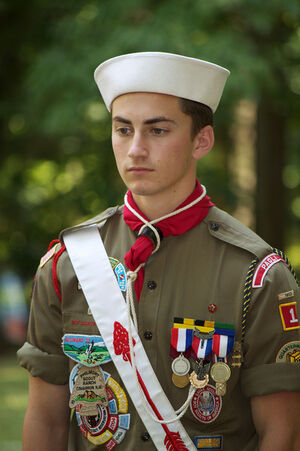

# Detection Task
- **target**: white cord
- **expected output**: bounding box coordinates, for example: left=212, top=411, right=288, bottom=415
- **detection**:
left=123, top=185, right=207, bottom=424
left=126, top=271, right=196, bottom=424
left=124, top=184, right=207, bottom=256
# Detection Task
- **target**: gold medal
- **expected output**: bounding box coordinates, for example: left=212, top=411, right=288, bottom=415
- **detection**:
left=210, top=362, right=231, bottom=383
left=189, top=371, right=209, bottom=389
left=172, top=373, right=190, bottom=388
left=210, top=362, right=231, bottom=396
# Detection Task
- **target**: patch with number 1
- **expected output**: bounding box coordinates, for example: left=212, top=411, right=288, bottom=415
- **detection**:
left=279, top=302, right=300, bottom=331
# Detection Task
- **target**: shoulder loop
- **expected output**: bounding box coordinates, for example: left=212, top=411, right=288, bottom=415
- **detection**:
left=241, top=248, right=299, bottom=345
left=40, top=240, right=60, bottom=268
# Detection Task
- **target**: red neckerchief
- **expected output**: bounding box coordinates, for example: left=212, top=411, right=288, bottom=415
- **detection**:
left=123, top=180, right=214, bottom=301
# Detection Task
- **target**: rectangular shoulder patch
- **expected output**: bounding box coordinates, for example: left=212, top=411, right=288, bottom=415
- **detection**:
left=252, top=253, right=284, bottom=288
left=279, top=302, right=300, bottom=331
left=194, top=435, right=223, bottom=449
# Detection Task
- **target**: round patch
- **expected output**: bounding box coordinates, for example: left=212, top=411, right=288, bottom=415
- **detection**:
left=69, top=364, right=130, bottom=448
left=190, top=384, right=222, bottom=423
left=276, top=341, right=300, bottom=363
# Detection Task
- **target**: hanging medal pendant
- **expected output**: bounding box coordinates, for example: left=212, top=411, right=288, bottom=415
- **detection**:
left=171, top=354, right=190, bottom=388
left=189, top=371, right=209, bottom=389
left=231, top=341, right=243, bottom=367
left=171, top=353, right=190, bottom=376
left=172, top=373, right=190, bottom=388
left=210, top=361, right=231, bottom=396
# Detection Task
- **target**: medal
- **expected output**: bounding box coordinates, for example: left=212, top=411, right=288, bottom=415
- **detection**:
left=171, top=354, right=190, bottom=376
left=210, top=362, right=231, bottom=396
left=231, top=341, right=243, bottom=367
left=172, top=373, right=190, bottom=388
left=189, top=371, right=209, bottom=389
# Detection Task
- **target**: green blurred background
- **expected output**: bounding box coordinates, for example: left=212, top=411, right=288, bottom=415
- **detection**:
left=0, top=1, right=300, bottom=449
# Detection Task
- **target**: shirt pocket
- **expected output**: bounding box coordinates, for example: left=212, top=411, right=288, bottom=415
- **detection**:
left=62, top=311, right=100, bottom=335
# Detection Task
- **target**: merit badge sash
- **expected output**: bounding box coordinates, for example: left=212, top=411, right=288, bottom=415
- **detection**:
left=64, top=225, right=195, bottom=451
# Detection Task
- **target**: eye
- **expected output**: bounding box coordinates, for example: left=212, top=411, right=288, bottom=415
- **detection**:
left=116, top=127, right=131, bottom=136
left=152, top=128, right=167, bottom=136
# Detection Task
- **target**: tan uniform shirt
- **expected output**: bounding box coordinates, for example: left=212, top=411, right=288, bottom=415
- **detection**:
left=18, top=206, right=300, bottom=451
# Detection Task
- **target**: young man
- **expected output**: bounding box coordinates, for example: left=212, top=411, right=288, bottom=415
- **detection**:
left=18, top=52, right=300, bottom=451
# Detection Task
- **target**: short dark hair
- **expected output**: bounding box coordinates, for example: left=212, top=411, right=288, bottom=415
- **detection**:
left=178, top=97, right=213, bottom=138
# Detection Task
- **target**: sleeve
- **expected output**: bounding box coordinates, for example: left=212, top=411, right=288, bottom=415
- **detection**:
left=17, top=253, right=69, bottom=385
left=240, top=260, right=300, bottom=397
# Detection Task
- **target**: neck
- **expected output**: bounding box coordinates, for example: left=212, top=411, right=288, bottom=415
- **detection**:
left=131, top=179, right=197, bottom=220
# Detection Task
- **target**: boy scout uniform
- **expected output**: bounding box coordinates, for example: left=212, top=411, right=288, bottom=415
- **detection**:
left=18, top=205, right=300, bottom=451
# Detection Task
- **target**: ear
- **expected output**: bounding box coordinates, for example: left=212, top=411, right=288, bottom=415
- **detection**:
left=192, top=125, right=214, bottom=160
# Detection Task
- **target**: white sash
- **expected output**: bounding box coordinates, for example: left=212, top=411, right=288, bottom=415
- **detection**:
left=63, top=225, right=195, bottom=451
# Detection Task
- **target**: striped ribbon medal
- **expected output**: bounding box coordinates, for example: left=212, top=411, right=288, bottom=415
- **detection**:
left=212, top=327, right=235, bottom=363
left=170, top=326, right=193, bottom=388
left=210, top=325, right=235, bottom=396
left=191, top=328, right=214, bottom=359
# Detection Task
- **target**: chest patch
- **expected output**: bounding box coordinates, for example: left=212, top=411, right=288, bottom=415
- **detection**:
left=62, top=334, right=111, bottom=366
left=190, top=385, right=222, bottom=423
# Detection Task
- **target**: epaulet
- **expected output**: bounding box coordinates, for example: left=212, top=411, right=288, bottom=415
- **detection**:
left=59, top=205, right=120, bottom=240
left=39, top=239, right=62, bottom=268
left=204, top=206, right=271, bottom=260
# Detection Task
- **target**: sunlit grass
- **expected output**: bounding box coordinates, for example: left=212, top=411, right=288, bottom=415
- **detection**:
left=0, top=352, right=28, bottom=449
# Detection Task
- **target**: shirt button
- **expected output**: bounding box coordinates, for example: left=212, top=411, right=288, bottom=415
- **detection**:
left=147, top=280, right=157, bottom=290
left=141, top=432, right=150, bottom=441
left=144, top=330, right=153, bottom=340
left=210, top=222, right=220, bottom=231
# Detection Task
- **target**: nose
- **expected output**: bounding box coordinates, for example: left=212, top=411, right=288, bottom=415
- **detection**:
left=128, top=132, right=148, bottom=158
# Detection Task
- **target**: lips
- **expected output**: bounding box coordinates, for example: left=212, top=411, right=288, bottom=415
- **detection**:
left=127, top=167, right=153, bottom=172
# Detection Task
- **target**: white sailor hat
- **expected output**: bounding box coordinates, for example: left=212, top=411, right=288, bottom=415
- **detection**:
left=94, top=51, right=230, bottom=113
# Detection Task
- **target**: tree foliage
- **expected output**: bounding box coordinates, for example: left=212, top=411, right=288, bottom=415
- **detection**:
left=1, top=0, right=300, bottom=281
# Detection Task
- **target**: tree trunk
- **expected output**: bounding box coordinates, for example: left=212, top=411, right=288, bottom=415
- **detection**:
left=255, top=97, right=286, bottom=250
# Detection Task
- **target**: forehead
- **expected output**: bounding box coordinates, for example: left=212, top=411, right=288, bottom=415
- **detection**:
left=111, top=92, right=182, bottom=118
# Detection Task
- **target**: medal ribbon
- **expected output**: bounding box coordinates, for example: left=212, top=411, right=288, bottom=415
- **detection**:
left=192, top=335, right=213, bottom=359
left=212, top=329, right=235, bottom=360
left=171, top=327, right=193, bottom=353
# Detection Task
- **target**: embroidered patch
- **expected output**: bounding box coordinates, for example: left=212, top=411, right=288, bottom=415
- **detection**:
left=109, top=257, right=127, bottom=292
left=70, top=364, right=130, bottom=449
left=190, top=385, right=222, bottom=423
left=62, top=334, right=111, bottom=366
left=278, top=302, right=300, bottom=331
left=39, top=243, right=59, bottom=268
left=252, top=253, right=284, bottom=288
left=69, top=365, right=108, bottom=415
left=276, top=341, right=300, bottom=363
left=194, top=435, right=223, bottom=450
left=278, top=290, right=295, bottom=301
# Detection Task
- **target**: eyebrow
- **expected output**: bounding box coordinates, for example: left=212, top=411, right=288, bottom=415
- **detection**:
left=113, top=116, right=176, bottom=125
